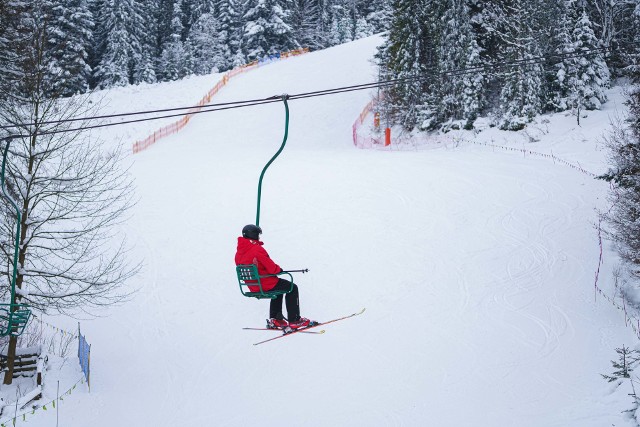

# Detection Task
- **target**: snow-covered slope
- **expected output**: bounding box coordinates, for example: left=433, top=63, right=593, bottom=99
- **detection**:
left=27, top=35, right=640, bottom=426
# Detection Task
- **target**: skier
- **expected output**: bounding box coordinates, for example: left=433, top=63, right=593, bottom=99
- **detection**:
left=235, top=224, right=312, bottom=330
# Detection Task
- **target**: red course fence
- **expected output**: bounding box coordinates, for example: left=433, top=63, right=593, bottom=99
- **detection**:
left=132, top=48, right=309, bottom=154
left=352, top=99, right=382, bottom=148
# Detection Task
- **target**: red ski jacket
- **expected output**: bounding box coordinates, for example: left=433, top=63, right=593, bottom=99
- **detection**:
left=235, top=237, right=282, bottom=292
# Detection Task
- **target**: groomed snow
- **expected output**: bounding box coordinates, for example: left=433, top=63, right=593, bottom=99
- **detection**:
left=24, top=35, right=640, bottom=426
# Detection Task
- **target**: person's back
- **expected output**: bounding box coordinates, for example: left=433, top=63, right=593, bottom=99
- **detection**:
left=235, top=234, right=280, bottom=293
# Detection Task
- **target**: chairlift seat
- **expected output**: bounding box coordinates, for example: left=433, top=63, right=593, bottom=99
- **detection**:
left=0, top=303, right=32, bottom=337
left=236, top=264, right=293, bottom=299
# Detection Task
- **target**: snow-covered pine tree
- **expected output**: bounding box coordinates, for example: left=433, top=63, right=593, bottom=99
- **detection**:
left=187, top=12, right=227, bottom=74
left=0, top=3, right=8, bottom=94
left=133, top=51, right=157, bottom=84
left=93, top=0, right=157, bottom=87
left=626, top=1, right=640, bottom=77
left=569, top=7, right=610, bottom=112
left=47, top=0, right=93, bottom=96
left=156, top=0, right=174, bottom=50
left=599, top=62, right=640, bottom=298
left=0, top=2, right=31, bottom=95
left=130, top=0, right=158, bottom=84
left=354, top=16, right=372, bottom=39
left=437, top=0, right=484, bottom=128
left=546, top=0, right=574, bottom=112
left=460, top=37, right=485, bottom=127
left=344, top=0, right=384, bottom=42
left=93, top=0, right=132, bottom=88
left=243, top=0, right=297, bottom=61
left=435, top=0, right=463, bottom=126
left=290, top=0, right=322, bottom=49
left=600, top=345, right=640, bottom=420
left=328, top=1, right=352, bottom=45
left=314, top=0, right=334, bottom=49
left=468, top=0, right=500, bottom=69
left=586, top=0, right=638, bottom=74
left=602, top=345, right=640, bottom=382
left=492, top=0, right=544, bottom=130
left=216, top=0, right=243, bottom=68
left=159, top=0, right=190, bottom=80
left=242, top=0, right=267, bottom=60
left=184, top=0, right=215, bottom=34
left=344, top=0, right=359, bottom=40
left=356, top=0, right=389, bottom=34
left=379, top=0, right=436, bottom=130
left=86, top=0, right=102, bottom=87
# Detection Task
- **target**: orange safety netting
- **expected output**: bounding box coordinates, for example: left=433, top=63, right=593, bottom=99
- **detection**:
left=132, top=48, right=309, bottom=154
left=352, top=98, right=382, bottom=149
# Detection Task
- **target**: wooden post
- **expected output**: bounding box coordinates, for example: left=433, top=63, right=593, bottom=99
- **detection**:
left=385, top=128, right=391, bottom=146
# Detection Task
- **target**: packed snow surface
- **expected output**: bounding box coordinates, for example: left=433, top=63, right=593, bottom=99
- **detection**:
left=24, top=35, right=640, bottom=426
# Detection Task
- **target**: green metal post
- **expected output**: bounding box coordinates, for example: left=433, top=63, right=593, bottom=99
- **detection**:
left=256, top=95, right=290, bottom=227
left=0, top=138, right=21, bottom=306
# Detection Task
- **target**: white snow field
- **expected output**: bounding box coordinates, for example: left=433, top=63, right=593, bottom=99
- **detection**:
left=23, top=35, right=640, bottom=426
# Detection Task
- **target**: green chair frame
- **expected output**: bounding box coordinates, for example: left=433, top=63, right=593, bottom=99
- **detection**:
left=236, top=264, right=293, bottom=299
left=237, top=96, right=295, bottom=301
left=0, top=303, right=32, bottom=337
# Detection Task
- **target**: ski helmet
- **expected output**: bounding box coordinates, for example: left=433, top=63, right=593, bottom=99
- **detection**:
left=242, top=224, right=262, bottom=240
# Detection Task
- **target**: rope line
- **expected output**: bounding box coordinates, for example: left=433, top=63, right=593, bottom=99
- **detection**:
left=31, top=314, right=79, bottom=339
left=355, top=95, right=640, bottom=338
left=464, top=141, right=640, bottom=338
left=0, top=376, right=86, bottom=427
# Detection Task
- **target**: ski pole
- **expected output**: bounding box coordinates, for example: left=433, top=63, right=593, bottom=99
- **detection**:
left=282, top=269, right=309, bottom=274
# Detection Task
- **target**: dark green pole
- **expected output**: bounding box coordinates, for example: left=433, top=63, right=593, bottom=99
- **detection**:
left=256, top=95, right=290, bottom=227
left=0, top=138, right=21, bottom=306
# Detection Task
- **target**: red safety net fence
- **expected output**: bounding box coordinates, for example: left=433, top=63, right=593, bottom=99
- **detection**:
left=132, top=48, right=309, bottom=154
left=352, top=98, right=384, bottom=149
left=352, top=98, right=452, bottom=149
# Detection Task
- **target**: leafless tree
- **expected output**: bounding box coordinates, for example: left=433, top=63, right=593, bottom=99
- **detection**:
left=0, top=3, right=140, bottom=384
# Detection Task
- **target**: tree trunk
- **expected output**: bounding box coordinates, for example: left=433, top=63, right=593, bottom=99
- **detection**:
left=577, top=105, right=581, bottom=126
left=3, top=335, right=17, bottom=384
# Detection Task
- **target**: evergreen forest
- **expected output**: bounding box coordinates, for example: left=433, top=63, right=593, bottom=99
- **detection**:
left=378, top=0, right=639, bottom=131
left=0, top=0, right=390, bottom=96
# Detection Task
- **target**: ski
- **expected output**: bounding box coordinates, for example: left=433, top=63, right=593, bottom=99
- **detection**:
left=252, top=308, right=366, bottom=346
left=242, top=327, right=325, bottom=334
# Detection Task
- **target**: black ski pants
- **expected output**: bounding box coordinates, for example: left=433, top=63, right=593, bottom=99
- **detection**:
left=269, top=278, right=300, bottom=321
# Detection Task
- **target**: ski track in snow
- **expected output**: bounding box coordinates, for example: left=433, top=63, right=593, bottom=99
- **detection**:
left=23, top=36, right=640, bottom=427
